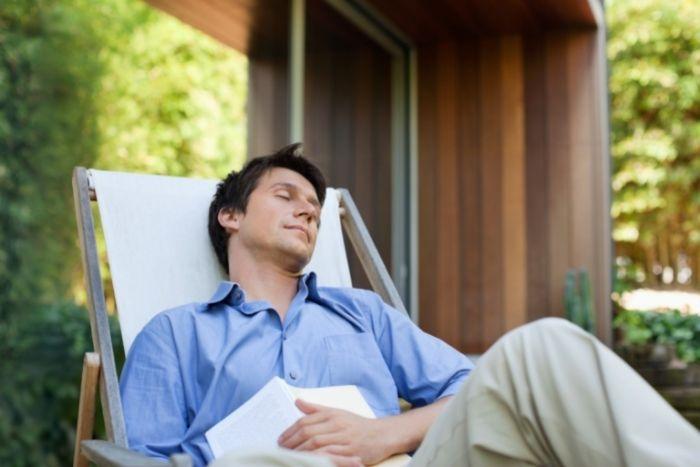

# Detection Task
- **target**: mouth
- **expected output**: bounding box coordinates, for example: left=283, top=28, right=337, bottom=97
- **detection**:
left=284, top=225, right=309, bottom=243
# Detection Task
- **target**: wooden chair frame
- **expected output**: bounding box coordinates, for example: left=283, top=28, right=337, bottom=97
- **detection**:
left=71, top=166, right=407, bottom=466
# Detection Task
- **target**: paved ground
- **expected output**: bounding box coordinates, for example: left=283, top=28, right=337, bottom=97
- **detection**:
left=619, top=289, right=700, bottom=314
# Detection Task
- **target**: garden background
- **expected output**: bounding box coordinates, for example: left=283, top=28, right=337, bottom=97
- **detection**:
left=1, top=0, right=698, bottom=464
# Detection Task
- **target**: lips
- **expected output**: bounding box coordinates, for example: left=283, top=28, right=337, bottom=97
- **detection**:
left=284, top=225, right=309, bottom=242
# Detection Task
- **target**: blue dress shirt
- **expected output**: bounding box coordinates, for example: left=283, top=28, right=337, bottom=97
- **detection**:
left=120, top=272, right=473, bottom=466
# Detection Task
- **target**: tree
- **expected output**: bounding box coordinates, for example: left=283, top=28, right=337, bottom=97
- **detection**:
left=608, top=0, right=700, bottom=288
left=94, top=0, right=247, bottom=178
left=1, top=1, right=106, bottom=464
left=0, top=0, right=247, bottom=464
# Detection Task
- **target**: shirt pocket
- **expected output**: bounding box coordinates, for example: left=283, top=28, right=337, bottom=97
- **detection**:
left=323, top=332, right=398, bottom=416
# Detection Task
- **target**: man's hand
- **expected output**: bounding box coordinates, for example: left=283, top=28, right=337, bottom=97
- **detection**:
left=277, top=399, right=391, bottom=466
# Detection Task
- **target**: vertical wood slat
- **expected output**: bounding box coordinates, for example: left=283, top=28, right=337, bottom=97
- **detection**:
left=248, top=56, right=290, bottom=157
left=523, top=34, right=550, bottom=321
left=73, top=353, right=101, bottom=467
left=418, top=44, right=439, bottom=337
left=500, top=35, right=527, bottom=332
left=458, top=42, right=484, bottom=353
left=435, top=41, right=461, bottom=348
left=544, top=32, right=571, bottom=317
left=478, top=37, right=505, bottom=346
left=567, top=31, right=597, bottom=318
left=592, top=25, right=613, bottom=345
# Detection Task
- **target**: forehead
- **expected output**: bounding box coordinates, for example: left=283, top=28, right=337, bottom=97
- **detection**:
left=257, top=167, right=318, bottom=200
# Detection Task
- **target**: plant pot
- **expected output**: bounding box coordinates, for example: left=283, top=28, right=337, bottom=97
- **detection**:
left=616, top=343, right=677, bottom=369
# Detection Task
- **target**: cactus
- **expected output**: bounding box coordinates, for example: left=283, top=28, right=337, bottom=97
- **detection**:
left=564, top=269, right=596, bottom=333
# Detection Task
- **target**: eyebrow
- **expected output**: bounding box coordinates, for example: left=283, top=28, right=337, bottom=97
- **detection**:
left=270, top=182, right=321, bottom=209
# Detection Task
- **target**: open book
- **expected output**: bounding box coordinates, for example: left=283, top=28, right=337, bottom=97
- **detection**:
left=205, top=377, right=410, bottom=466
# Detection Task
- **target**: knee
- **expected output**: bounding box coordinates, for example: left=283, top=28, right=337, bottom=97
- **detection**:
left=531, top=316, right=582, bottom=332
left=504, top=317, right=582, bottom=342
left=519, top=317, right=594, bottom=344
left=531, top=317, right=576, bottom=330
left=491, top=318, right=594, bottom=357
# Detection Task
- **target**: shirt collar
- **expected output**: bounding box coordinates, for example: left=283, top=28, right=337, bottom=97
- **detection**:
left=204, top=272, right=320, bottom=315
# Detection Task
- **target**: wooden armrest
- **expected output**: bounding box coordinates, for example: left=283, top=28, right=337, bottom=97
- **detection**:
left=81, top=440, right=192, bottom=467
left=81, top=440, right=165, bottom=466
left=74, top=352, right=101, bottom=467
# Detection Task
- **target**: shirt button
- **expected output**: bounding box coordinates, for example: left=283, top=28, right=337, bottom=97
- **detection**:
left=282, top=332, right=287, bottom=340
left=289, top=371, right=298, bottom=380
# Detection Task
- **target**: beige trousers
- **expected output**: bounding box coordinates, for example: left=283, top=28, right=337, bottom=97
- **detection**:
left=211, top=318, right=700, bottom=467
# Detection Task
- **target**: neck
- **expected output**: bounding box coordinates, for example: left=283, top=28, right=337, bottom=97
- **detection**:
left=227, top=248, right=301, bottom=320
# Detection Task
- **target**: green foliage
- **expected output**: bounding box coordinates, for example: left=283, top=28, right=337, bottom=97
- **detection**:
left=614, top=309, right=700, bottom=362
left=1, top=2, right=106, bottom=462
left=0, top=0, right=104, bottom=318
left=94, top=0, right=247, bottom=177
left=0, top=301, right=123, bottom=466
left=0, top=0, right=246, bottom=465
left=564, top=269, right=596, bottom=333
left=608, top=0, right=700, bottom=285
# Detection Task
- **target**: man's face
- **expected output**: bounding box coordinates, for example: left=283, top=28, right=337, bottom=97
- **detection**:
left=222, top=167, right=322, bottom=272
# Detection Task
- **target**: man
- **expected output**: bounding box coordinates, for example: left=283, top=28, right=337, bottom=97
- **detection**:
left=120, top=144, right=473, bottom=466
left=121, top=145, right=700, bottom=467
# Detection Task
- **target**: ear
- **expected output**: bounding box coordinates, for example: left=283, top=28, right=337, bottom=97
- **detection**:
left=217, top=208, right=241, bottom=234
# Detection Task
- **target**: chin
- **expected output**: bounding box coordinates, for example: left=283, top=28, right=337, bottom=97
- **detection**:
left=278, top=245, right=312, bottom=272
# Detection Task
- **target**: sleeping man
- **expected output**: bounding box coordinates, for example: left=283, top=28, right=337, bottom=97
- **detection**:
left=120, top=144, right=699, bottom=467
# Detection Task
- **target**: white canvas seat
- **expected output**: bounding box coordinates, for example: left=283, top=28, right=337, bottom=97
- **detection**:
left=72, top=167, right=405, bottom=467
left=91, top=170, right=352, bottom=353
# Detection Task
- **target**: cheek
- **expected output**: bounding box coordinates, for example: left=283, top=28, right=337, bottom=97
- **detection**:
left=309, top=226, right=320, bottom=245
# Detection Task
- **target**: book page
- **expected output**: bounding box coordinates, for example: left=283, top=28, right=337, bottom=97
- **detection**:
left=289, top=385, right=376, bottom=418
left=205, top=377, right=303, bottom=458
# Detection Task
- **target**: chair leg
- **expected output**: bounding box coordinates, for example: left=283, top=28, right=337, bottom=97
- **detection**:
left=74, top=352, right=101, bottom=467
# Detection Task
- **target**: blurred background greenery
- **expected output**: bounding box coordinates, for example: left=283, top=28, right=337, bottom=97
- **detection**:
left=0, top=0, right=698, bottom=464
left=1, top=0, right=246, bottom=464
left=609, top=0, right=700, bottom=290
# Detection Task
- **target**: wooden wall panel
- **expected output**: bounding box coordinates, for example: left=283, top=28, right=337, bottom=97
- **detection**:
left=544, top=33, right=571, bottom=318
left=524, top=35, right=551, bottom=321
left=434, top=42, right=461, bottom=348
left=303, top=46, right=393, bottom=290
left=456, top=43, right=484, bottom=353
left=418, top=29, right=611, bottom=352
left=523, top=30, right=612, bottom=342
left=478, top=37, right=506, bottom=347
left=148, top=0, right=611, bottom=349
left=247, top=55, right=289, bottom=158
left=500, top=36, right=527, bottom=333
left=418, top=47, right=439, bottom=339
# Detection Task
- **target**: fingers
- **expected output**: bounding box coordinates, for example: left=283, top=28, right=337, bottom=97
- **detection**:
left=323, top=453, right=363, bottom=467
left=296, top=433, right=344, bottom=452
left=280, top=420, right=336, bottom=449
left=279, top=411, right=330, bottom=446
left=315, top=444, right=353, bottom=457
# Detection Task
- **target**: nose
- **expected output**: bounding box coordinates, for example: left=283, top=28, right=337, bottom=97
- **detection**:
left=294, top=199, right=317, bottom=223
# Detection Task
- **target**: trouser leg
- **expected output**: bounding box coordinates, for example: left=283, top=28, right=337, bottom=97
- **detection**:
left=410, top=317, right=700, bottom=467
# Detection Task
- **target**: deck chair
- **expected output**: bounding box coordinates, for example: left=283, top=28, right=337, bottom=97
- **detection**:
left=71, top=167, right=408, bottom=467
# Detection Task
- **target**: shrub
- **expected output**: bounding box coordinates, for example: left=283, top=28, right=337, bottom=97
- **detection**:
left=614, top=309, right=700, bottom=363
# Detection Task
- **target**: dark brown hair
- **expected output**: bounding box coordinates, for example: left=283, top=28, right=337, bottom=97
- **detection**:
left=208, top=143, right=327, bottom=271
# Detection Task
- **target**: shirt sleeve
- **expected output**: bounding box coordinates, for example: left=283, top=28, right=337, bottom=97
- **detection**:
left=119, top=315, right=187, bottom=461
left=365, top=292, right=474, bottom=407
